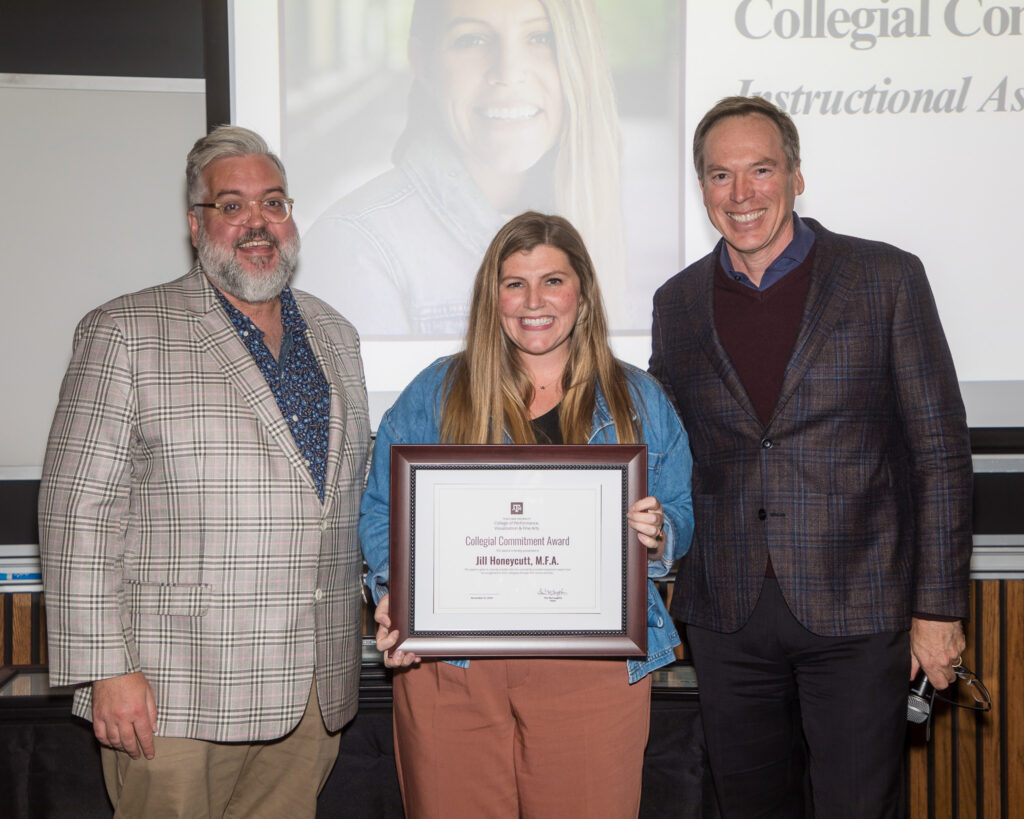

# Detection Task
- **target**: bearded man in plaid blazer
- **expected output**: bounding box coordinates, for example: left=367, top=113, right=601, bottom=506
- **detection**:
left=651, top=97, right=973, bottom=817
left=39, top=126, right=371, bottom=817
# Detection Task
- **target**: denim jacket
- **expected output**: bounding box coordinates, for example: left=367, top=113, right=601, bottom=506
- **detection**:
left=359, top=357, right=694, bottom=683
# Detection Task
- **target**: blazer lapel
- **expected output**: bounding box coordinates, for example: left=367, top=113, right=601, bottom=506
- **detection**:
left=767, top=228, right=859, bottom=427
left=185, top=269, right=320, bottom=494
left=688, top=255, right=762, bottom=424
left=303, top=315, right=349, bottom=517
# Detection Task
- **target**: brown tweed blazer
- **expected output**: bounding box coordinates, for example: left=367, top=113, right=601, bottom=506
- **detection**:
left=651, top=219, right=972, bottom=636
left=39, top=267, right=371, bottom=741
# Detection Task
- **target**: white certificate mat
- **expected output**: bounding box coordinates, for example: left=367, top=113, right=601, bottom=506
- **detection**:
left=421, top=474, right=616, bottom=627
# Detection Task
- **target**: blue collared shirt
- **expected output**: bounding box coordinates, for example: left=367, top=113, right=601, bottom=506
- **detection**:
left=215, top=286, right=331, bottom=500
left=719, top=212, right=816, bottom=291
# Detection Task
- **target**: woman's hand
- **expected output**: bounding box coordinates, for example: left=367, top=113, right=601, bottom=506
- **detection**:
left=374, top=593, right=421, bottom=668
left=627, top=496, right=667, bottom=561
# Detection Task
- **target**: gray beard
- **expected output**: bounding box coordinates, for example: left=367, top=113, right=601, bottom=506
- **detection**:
left=197, top=225, right=299, bottom=304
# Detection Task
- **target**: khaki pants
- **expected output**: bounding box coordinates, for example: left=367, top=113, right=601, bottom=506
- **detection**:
left=101, top=679, right=340, bottom=819
left=392, top=658, right=652, bottom=819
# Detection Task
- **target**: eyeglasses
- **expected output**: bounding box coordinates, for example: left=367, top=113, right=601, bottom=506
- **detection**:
left=192, top=197, right=294, bottom=226
left=936, top=660, right=992, bottom=712
left=911, top=658, right=991, bottom=742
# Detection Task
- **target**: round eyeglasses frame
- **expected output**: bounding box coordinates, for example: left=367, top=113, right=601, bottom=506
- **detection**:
left=192, top=197, right=294, bottom=226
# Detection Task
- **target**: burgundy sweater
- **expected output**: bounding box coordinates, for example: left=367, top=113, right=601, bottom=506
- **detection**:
left=714, top=250, right=816, bottom=426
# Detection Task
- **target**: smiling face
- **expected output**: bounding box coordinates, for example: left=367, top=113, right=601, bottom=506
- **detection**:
left=415, top=0, right=564, bottom=180
left=188, top=154, right=299, bottom=303
left=700, top=113, right=805, bottom=283
left=498, top=243, right=580, bottom=369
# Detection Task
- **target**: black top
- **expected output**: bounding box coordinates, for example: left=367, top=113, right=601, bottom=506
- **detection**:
left=531, top=404, right=563, bottom=444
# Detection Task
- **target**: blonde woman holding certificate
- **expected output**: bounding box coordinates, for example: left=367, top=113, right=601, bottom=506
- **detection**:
left=359, top=211, right=693, bottom=818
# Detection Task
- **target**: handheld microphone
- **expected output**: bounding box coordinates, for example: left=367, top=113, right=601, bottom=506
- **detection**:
left=907, top=672, right=934, bottom=723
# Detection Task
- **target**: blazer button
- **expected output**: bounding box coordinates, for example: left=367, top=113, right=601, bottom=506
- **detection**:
left=761, top=438, right=774, bottom=449
left=758, top=508, right=767, bottom=521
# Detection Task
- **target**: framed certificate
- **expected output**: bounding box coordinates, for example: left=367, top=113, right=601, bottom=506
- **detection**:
left=388, top=444, right=647, bottom=657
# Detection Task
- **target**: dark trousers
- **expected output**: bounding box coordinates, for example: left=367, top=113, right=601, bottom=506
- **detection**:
left=686, top=579, right=909, bottom=818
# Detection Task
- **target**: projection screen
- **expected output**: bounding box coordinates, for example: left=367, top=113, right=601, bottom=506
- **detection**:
left=230, top=0, right=1022, bottom=428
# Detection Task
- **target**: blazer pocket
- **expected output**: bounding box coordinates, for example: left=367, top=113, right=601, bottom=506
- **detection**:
left=125, top=581, right=211, bottom=617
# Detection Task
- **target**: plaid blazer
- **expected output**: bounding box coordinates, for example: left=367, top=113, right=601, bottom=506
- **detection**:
left=39, top=267, right=371, bottom=741
left=651, top=219, right=972, bottom=636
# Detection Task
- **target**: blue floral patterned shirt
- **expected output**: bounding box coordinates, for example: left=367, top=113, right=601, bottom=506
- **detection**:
left=215, top=286, right=331, bottom=500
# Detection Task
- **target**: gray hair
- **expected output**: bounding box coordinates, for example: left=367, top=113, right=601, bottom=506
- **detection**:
left=186, top=125, right=287, bottom=205
left=693, top=96, right=801, bottom=180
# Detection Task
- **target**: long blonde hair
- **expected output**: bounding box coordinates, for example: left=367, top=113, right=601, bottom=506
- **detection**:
left=543, top=0, right=625, bottom=320
left=440, top=212, right=637, bottom=445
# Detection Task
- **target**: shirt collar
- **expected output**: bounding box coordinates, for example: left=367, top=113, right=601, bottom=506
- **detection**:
left=277, top=287, right=307, bottom=337
left=213, top=285, right=306, bottom=339
left=718, top=212, right=815, bottom=291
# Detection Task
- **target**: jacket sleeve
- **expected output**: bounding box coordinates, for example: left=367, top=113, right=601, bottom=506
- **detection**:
left=38, top=309, right=140, bottom=686
left=889, top=255, right=973, bottom=618
left=359, top=409, right=401, bottom=604
left=634, top=372, right=695, bottom=578
left=649, top=290, right=671, bottom=395
left=358, top=361, right=447, bottom=603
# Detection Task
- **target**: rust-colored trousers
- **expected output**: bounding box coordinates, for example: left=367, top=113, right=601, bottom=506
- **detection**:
left=392, top=658, right=652, bottom=819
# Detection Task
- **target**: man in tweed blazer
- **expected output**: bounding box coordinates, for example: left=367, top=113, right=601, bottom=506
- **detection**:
left=39, top=127, right=370, bottom=817
left=651, top=97, right=972, bottom=817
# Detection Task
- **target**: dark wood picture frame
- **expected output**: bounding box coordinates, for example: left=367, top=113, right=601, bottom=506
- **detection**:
left=388, top=444, right=647, bottom=657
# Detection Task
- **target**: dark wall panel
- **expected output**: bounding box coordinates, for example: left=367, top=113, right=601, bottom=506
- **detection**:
left=0, top=0, right=204, bottom=78
left=974, top=475, right=1024, bottom=535
left=0, top=482, right=39, bottom=546
left=202, top=0, right=230, bottom=128
left=4, top=472, right=1022, bottom=545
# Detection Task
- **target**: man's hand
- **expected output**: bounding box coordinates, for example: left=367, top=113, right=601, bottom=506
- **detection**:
left=91, top=671, right=158, bottom=760
left=910, top=618, right=966, bottom=691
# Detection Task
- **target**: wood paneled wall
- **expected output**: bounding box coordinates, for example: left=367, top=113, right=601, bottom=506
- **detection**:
left=907, top=579, right=1023, bottom=819
left=0, top=592, right=46, bottom=667
left=4, top=581, right=1021, bottom=816
left=665, top=577, right=1023, bottom=817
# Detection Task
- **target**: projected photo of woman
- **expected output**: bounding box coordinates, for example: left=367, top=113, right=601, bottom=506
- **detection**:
left=300, top=0, right=625, bottom=337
